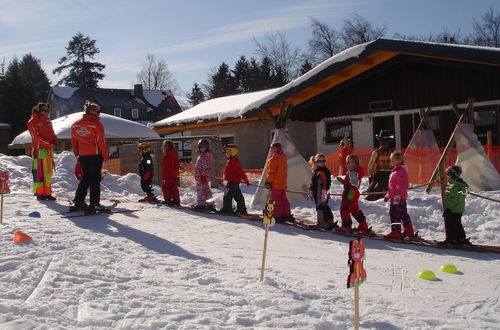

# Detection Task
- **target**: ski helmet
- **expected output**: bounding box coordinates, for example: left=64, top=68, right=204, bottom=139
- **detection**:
left=198, top=139, right=210, bottom=151
left=446, top=165, right=462, bottom=179
left=138, top=142, right=151, bottom=153
left=223, top=144, right=239, bottom=157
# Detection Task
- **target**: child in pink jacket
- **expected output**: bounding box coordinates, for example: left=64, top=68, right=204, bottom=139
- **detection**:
left=383, top=152, right=414, bottom=239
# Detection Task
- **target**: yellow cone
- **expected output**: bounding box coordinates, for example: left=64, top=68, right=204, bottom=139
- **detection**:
left=417, top=270, right=437, bottom=280
left=440, top=264, right=458, bottom=273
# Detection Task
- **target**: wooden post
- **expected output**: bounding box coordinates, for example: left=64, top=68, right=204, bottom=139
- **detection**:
left=354, top=286, right=360, bottom=330
left=0, top=194, right=3, bottom=225
left=487, top=131, right=493, bottom=160
left=259, top=224, right=270, bottom=282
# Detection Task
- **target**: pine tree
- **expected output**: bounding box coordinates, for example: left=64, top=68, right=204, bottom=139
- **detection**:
left=53, top=32, right=105, bottom=88
left=187, top=83, right=205, bottom=107
left=299, top=59, right=314, bottom=75
left=232, top=56, right=250, bottom=93
left=206, top=62, right=237, bottom=99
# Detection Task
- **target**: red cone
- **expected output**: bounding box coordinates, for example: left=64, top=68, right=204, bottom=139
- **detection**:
left=13, top=230, right=32, bottom=243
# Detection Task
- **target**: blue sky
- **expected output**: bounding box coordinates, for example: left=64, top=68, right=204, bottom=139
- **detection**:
left=1, top=0, right=498, bottom=102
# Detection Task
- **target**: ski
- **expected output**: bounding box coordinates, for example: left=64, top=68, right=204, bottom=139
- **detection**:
left=60, top=208, right=141, bottom=218
left=52, top=200, right=121, bottom=216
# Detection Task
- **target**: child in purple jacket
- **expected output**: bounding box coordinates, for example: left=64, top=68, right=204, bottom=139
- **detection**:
left=383, top=152, right=415, bottom=239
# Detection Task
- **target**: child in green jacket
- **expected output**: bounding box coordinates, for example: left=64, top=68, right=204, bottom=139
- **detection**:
left=438, top=165, right=470, bottom=246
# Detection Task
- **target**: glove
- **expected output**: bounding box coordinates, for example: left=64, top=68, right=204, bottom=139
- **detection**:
left=74, top=162, right=83, bottom=181
left=346, top=189, right=355, bottom=201
left=265, top=181, right=272, bottom=189
left=336, top=176, right=344, bottom=184
left=200, top=175, right=207, bottom=185
left=143, top=170, right=151, bottom=181
left=392, top=195, right=401, bottom=205
left=383, top=196, right=389, bottom=202
left=321, top=189, right=328, bottom=202
left=244, top=179, right=250, bottom=186
left=307, top=190, right=314, bottom=200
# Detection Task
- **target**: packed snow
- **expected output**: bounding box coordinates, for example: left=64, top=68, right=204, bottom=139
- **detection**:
left=0, top=151, right=499, bottom=329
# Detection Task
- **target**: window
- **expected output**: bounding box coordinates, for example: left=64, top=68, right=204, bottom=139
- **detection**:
left=474, top=107, right=497, bottom=144
left=220, top=136, right=234, bottom=146
left=369, top=99, right=393, bottom=112
left=131, top=108, right=139, bottom=119
left=324, top=119, right=352, bottom=144
left=114, top=108, right=122, bottom=117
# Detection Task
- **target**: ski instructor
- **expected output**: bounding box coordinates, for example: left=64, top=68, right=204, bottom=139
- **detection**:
left=70, top=101, right=109, bottom=214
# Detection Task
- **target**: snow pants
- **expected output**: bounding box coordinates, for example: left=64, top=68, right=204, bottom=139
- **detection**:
left=270, top=189, right=291, bottom=218
left=141, top=177, right=154, bottom=197
left=31, top=148, right=53, bottom=197
left=389, top=199, right=412, bottom=232
left=74, top=155, right=103, bottom=206
left=443, top=208, right=466, bottom=241
left=162, top=177, right=180, bottom=202
left=196, top=180, right=212, bottom=206
left=340, top=189, right=364, bottom=227
left=222, top=181, right=246, bottom=212
left=313, top=193, right=334, bottom=226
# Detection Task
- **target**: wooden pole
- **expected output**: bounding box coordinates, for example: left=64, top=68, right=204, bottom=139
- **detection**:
left=487, top=131, right=493, bottom=160
left=260, top=224, right=270, bottom=282
left=0, top=194, right=3, bottom=225
left=354, top=286, right=360, bottom=330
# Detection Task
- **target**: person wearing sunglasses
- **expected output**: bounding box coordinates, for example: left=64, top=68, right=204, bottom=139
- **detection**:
left=70, top=101, right=109, bottom=214
left=27, top=102, right=59, bottom=201
left=308, top=154, right=336, bottom=230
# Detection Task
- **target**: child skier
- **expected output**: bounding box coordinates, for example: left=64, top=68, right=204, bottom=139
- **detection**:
left=335, top=154, right=369, bottom=233
left=138, top=142, right=159, bottom=203
left=264, top=142, right=292, bottom=222
left=162, top=140, right=180, bottom=206
left=383, top=152, right=415, bottom=239
left=219, top=144, right=250, bottom=215
left=194, top=139, right=215, bottom=211
left=438, top=165, right=470, bottom=246
left=308, top=153, right=336, bottom=230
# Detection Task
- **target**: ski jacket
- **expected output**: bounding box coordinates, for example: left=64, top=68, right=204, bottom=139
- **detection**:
left=445, top=178, right=468, bottom=214
left=27, top=113, right=58, bottom=152
left=367, top=146, right=394, bottom=175
left=139, top=153, right=154, bottom=181
left=224, top=156, right=249, bottom=184
left=195, top=151, right=213, bottom=179
left=342, top=166, right=364, bottom=191
left=386, top=165, right=409, bottom=200
left=338, top=146, right=352, bottom=175
left=265, top=152, right=288, bottom=190
left=310, top=166, right=331, bottom=193
left=71, top=114, right=109, bottom=160
left=162, top=147, right=179, bottom=181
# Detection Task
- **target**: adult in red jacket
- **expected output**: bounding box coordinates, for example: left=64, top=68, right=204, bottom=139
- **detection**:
left=162, top=140, right=180, bottom=206
left=70, top=101, right=109, bottom=214
left=220, top=144, right=249, bottom=215
left=27, top=102, right=59, bottom=200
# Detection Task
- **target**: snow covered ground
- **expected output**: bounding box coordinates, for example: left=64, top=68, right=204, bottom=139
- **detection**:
left=0, top=152, right=499, bottom=329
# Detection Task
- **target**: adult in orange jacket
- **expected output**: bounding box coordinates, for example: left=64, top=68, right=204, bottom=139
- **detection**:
left=27, top=102, right=59, bottom=200
left=162, top=140, right=180, bottom=206
left=70, top=101, right=109, bottom=214
left=264, top=143, right=292, bottom=221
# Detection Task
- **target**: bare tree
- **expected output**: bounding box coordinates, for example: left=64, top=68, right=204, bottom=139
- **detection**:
left=341, top=13, right=387, bottom=48
left=136, top=54, right=180, bottom=93
left=253, top=31, right=301, bottom=83
left=308, top=18, right=343, bottom=64
left=471, top=7, right=500, bottom=47
left=394, top=27, right=467, bottom=44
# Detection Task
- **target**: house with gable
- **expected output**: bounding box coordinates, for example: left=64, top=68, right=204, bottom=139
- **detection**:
left=152, top=39, right=500, bottom=170
left=48, top=84, right=182, bottom=123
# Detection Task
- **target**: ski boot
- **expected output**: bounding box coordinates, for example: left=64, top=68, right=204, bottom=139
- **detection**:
left=69, top=201, right=88, bottom=212
left=85, top=203, right=111, bottom=215
left=139, top=195, right=154, bottom=203
left=384, top=231, right=402, bottom=240
left=402, top=225, right=415, bottom=239
left=353, top=221, right=369, bottom=233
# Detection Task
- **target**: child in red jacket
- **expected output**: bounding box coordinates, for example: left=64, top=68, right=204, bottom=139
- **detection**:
left=162, top=140, right=180, bottom=206
left=336, top=154, right=369, bottom=233
left=219, top=144, right=250, bottom=215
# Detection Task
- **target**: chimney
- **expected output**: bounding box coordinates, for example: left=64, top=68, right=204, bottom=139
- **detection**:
left=134, top=84, right=144, bottom=99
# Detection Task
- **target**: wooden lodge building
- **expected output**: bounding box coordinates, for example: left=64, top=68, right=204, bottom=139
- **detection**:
left=152, top=39, right=500, bottom=169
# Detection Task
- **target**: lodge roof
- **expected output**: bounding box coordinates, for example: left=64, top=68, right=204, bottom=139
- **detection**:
left=152, top=38, right=500, bottom=134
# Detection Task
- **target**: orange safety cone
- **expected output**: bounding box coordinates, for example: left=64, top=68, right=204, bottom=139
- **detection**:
left=13, top=230, right=32, bottom=243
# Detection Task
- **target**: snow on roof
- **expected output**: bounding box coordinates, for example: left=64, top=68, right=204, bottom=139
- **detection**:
left=152, top=88, right=279, bottom=128
left=11, top=112, right=159, bottom=146
left=51, top=86, right=79, bottom=99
